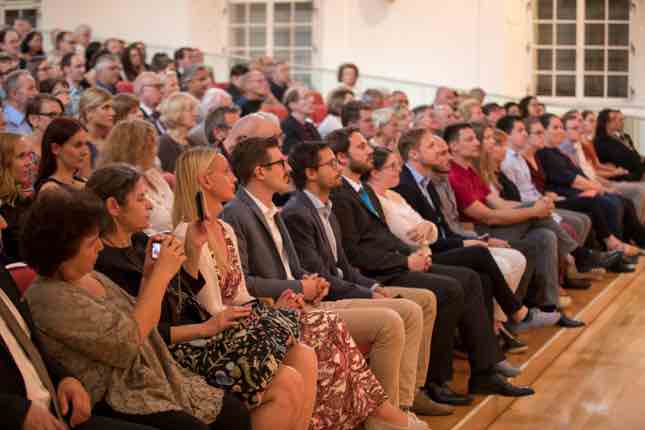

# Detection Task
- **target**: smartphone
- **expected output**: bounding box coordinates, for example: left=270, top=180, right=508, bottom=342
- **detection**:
left=477, top=233, right=490, bottom=242
left=151, top=241, right=161, bottom=260
left=195, top=191, right=205, bottom=221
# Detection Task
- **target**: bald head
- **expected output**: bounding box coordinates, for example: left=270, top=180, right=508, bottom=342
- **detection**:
left=223, top=112, right=281, bottom=154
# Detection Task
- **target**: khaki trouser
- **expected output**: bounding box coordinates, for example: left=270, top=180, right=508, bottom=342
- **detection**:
left=320, top=287, right=436, bottom=407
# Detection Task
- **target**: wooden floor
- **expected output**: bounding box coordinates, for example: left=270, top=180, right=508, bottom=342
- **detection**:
left=421, top=258, right=645, bottom=430
left=488, top=264, right=645, bottom=430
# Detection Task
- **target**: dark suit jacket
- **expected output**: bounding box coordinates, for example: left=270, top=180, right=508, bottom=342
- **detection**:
left=393, top=165, right=465, bottom=253
left=280, top=115, right=322, bottom=156
left=0, top=266, right=68, bottom=429
left=330, top=178, right=413, bottom=278
left=536, top=147, right=587, bottom=198
left=220, top=189, right=305, bottom=299
left=594, top=134, right=645, bottom=181
left=282, top=191, right=374, bottom=300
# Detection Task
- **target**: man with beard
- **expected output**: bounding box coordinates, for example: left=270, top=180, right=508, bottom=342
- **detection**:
left=282, top=141, right=453, bottom=416
left=327, top=127, right=534, bottom=404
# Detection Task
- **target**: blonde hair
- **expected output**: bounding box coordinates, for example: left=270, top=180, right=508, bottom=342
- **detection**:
left=458, top=98, right=481, bottom=122
left=100, top=119, right=157, bottom=168
left=158, top=92, right=198, bottom=130
left=78, top=87, right=112, bottom=124
left=172, top=146, right=217, bottom=227
left=477, top=128, right=507, bottom=189
left=0, top=133, right=25, bottom=205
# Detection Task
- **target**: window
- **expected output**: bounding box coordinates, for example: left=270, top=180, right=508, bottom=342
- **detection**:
left=228, top=0, right=315, bottom=86
left=532, top=0, right=632, bottom=99
left=0, top=1, right=40, bottom=27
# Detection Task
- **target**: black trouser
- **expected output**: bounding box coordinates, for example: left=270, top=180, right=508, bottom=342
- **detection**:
left=434, top=246, right=522, bottom=322
left=619, top=195, right=645, bottom=247
left=95, top=393, right=252, bottom=430
left=555, top=196, right=611, bottom=240
left=378, top=263, right=500, bottom=385
left=76, top=416, right=158, bottom=430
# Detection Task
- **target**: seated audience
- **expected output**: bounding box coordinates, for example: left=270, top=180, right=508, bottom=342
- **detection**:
left=178, top=146, right=428, bottom=430
left=62, top=52, right=89, bottom=116
left=202, top=105, right=240, bottom=154
left=34, top=117, right=89, bottom=194
left=39, top=78, right=72, bottom=112
left=92, top=53, right=121, bottom=95
left=371, top=107, right=400, bottom=151
left=24, top=94, right=64, bottom=183
left=181, top=64, right=211, bottom=103
left=21, top=189, right=252, bottom=429
left=593, top=108, right=645, bottom=182
left=0, top=132, right=33, bottom=262
left=100, top=119, right=172, bottom=234
left=226, top=63, right=249, bottom=103
left=458, top=98, right=485, bottom=124
left=341, top=100, right=376, bottom=140
left=88, top=163, right=314, bottom=429
left=159, top=69, right=180, bottom=99
left=121, top=43, right=146, bottom=81
left=79, top=87, right=114, bottom=170
left=269, top=60, right=290, bottom=102
left=20, top=31, right=44, bottom=63
left=432, top=87, right=458, bottom=110
left=158, top=92, right=199, bottom=172
left=236, top=69, right=271, bottom=117
left=112, top=93, right=144, bottom=124
left=538, top=114, right=645, bottom=255
left=327, top=127, right=535, bottom=401
left=134, top=71, right=165, bottom=135
left=282, top=142, right=450, bottom=416
left=3, top=70, right=38, bottom=134
left=318, top=87, right=354, bottom=138
left=281, top=86, right=322, bottom=155
left=188, top=88, right=234, bottom=146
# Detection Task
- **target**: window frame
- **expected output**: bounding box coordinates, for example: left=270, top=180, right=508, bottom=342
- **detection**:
left=226, top=0, right=317, bottom=84
left=530, top=0, right=635, bottom=103
left=0, top=0, right=41, bottom=27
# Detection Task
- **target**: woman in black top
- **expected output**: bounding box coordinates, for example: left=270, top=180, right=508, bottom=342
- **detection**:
left=34, top=117, right=89, bottom=194
left=0, top=132, right=34, bottom=263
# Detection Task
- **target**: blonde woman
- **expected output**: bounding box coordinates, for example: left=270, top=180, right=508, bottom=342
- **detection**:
left=101, top=119, right=174, bottom=235
left=173, top=147, right=427, bottom=430
left=0, top=132, right=33, bottom=262
left=79, top=87, right=114, bottom=175
left=158, top=92, right=199, bottom=173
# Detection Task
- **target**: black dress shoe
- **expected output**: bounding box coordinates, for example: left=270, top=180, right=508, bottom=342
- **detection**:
left=563, top=277, right=591, bottom=290
left=499, top=327, right=528, bottom=354
left=468, top=373, right=535, bottom=397
left=622, top=254, right=639, bottom=265
left=425, top=382, right=473, bottom=406
left=578, top=250, right=622, bottom=272
left=558, top=314, right=585, bottom=328
left=609, top=260, right=636, bottom=273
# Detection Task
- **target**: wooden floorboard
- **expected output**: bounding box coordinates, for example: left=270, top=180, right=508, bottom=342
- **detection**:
left=422, top=259, right=645, bottom=430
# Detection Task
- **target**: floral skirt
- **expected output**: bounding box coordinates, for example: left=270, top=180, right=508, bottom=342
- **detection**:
left=301, top=310, right=388, bottom=430
left=170, top=301, right=300, bottom=407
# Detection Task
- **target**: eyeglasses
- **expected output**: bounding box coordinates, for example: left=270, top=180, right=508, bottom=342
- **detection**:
left=381, top=162, right=401, bottom=171
left=143, top=83, right=163, bottom=90
left=318, top=158, right=340, bottom=169
left=38, top=111, right=63, bottom=118
left=260, top=158, right=288, bottom=169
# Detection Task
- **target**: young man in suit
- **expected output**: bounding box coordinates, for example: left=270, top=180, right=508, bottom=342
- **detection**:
left=220, top=136, right=427, bottom=411
left=282, top=141, right=452, bottom=416
left=0, top=266, right=156, bottom=430
left=326, top=127, right=534, bottom=402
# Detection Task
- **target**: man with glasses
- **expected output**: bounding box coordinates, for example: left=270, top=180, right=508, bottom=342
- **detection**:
left=282, top=141, right=453, bottom=417
left=134, top=71, right=164, bottom=135
left=0, top=53, right=18, bottom=100
left=202, top=105, right=240, bottom=156
left=3, top=70, right=38, bottom=134
left=25, top=94, right=64, bottom=151
left=180, top=64, right=211, bottom=102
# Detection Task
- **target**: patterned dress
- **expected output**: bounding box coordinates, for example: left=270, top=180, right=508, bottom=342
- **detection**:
left=191, top=220, right=388, bottom=430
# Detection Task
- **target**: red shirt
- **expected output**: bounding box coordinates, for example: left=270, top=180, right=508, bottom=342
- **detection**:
left=448, top=160, right=491, bottom=223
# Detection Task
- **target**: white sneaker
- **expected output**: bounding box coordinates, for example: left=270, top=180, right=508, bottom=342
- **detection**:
left=365, top=411, right=429, bottom=430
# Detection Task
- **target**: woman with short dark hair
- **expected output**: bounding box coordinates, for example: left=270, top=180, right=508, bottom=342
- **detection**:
left=21, top=189, right=252, bottom=430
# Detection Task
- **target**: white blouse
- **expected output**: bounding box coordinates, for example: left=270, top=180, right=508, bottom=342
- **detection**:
left=375, top=189, right=438, bottom=248
left=144, top=168, right=174, bottom=236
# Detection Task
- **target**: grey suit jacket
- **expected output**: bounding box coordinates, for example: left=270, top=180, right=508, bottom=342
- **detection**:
left=220, top=188, right=305, bottom=298
left=282, top=191, right=374, bottom=300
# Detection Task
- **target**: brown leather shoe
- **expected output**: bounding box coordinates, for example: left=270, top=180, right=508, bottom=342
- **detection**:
left=411, top=390, right=455, bottom=416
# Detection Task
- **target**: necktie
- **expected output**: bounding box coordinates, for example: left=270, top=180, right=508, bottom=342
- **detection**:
left=359, top=187, right=380, bottom=218
left=0, top=296, right=63, bottom=420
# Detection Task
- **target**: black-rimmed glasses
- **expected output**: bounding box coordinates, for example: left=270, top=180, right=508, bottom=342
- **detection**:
left=260, top=158, right=288, bottom=169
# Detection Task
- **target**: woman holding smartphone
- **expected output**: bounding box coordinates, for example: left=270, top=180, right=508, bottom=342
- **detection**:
left=87, top=163, right=315, bottom=430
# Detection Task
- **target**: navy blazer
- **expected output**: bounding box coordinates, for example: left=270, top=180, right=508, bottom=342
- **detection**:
left=330, top=178, right=413, bottom=277
left=220, top=189, right=306, bottom=299
left=393, top=165, right=465, bottom=253
left=594, top=134, right=645, bottom=182
left=0, top=266, right=69, bottom=429
left=282, top=191, right=374, bottom=300
left=536, top=147, right=587, bottom=198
